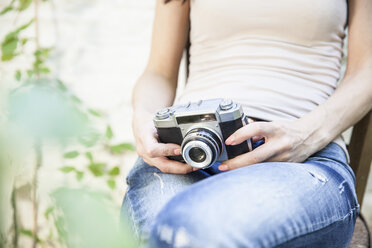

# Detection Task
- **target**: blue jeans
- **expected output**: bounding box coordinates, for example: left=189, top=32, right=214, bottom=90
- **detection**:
left=121, top=142, right=359, bottom=248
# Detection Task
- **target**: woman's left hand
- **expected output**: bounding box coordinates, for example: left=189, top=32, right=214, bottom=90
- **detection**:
left=218, top=120, right=327, bottom=171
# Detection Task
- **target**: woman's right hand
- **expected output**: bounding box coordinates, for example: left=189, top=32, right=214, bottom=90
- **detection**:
left=130, top=0, right=191, bottom=174
left=133, top=115, right=195, bottom=174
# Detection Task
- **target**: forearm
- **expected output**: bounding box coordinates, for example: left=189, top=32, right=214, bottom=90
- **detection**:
left=297, top=60, right=372, bottom=147
left=132, top=70, right=177, bottom=123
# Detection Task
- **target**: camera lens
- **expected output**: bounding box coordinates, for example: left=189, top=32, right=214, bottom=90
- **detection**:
left=181, top=128, right=223, bottom=169
left=189, top=147, right=206, bottom=163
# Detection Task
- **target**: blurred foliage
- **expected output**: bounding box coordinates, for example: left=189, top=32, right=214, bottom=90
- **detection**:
left=1, top=0, right=53, bottom=81
left=0, top=122, right=29, bottom=248
left=59, top=123, right=134, bottom=189
left=0, top=130, right=9, bottom=248
left=51, top=188, right=137, bottom=248
left=1, top=0, right=137, bottom=247
left=1, top=19, right=33, bottom=61
left=7, top=79, right=90, bottom=140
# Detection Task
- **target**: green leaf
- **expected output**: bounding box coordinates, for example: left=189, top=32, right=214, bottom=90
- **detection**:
left=88, top=163, right=106, bottom=177
left=57, top=80, right=67, bottom=91
left=75, top=171, right=84, bottom=181
left=21, top=38, right=28, bottom=45
left=34, top=47, right=52, bottom=58
left=1, top=37, right=18, bottom=61
left=59, top=166, right=75, bottom=173
left=85, top=151, right=93, bottom=163
left=108, top=166, right=120, bottom=176
left=4, top=19, right=34, bottom=41
left=63, top=151, right=79, bottom=159
left=109, top=143, right=135, bottom=154
left=19, top=229, right=33, bottom=237
left=33, top=58, right=42, bottom=69
left=18, top=0, right=32, bottom=11
left=44, top=206, right=54, bottom=220
left=32, top=47, right=52, bottom=72
left=2, top=37, right=17, bottom=52
left=1, top=52, right=17, bottom=61
left=19, top=229, right=41, bottom=243
left=105, top=125, right=113, bottom=140
left=78, top=133, right=100, bottom=147
left=0, top=6, right=13, bottom=16
left=53, top=215, right=67, bottom=242
left=88, top=108, right=103, bottom=117
left=71, top=95, right=82, bottom=104
left=26, top=69, right=34, bottom=77
left=15, top=70, right=21, bottom=81
left=106, top=179, right=116, bottom=190
left=39, top=67, right=50, bottom=74
left=1, top=20, right=33, bottom=61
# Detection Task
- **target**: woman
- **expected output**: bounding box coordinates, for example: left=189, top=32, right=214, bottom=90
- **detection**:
left=122, top=0, right=372, bottom=247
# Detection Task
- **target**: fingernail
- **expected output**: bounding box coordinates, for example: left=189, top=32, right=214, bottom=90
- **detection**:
left=192, top=168, right=199, bottom=171
left=218, top=164, right=229, bottom=171
left=174, top=149, right=181, bottom=155
left=225, top=137, right=234, bottom=145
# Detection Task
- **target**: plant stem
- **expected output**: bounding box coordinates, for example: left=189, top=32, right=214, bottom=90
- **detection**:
left=11, top=185, right=18, bottom=248
left=34, top=0, right=40, bottom=79
left=32, top=142, right=42, bottom=248
left=32, top=0, right=41, bottom=246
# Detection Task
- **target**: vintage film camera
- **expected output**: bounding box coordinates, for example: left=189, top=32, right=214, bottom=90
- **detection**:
left=153, top=99, right=253, bottom=169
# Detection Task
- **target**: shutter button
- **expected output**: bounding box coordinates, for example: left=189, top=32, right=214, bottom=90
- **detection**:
left=219, top=99, right=233, bottom=110
left=156, top=108, right=170, bottom=119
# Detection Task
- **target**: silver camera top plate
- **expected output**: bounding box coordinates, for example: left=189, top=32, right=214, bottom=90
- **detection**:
left=153, top=98, right=244, bottom=128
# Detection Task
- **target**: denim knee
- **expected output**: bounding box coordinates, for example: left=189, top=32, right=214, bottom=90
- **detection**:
left=149, top=202, right=204, bottom=248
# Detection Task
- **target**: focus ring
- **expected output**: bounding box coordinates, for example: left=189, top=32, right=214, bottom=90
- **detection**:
left=181, top=128, right=223, bottom=169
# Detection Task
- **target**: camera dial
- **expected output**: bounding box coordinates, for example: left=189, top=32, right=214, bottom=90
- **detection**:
left=156, top=108, right=171, bottom=120
left=181, top=128, right=223, bottom=169
left=219, top=99, right=234, bottom=110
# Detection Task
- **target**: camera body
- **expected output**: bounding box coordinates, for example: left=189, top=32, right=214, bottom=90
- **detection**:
left=153, top=99, right=253, bottom=169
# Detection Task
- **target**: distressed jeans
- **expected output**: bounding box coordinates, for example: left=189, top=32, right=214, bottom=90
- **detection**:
left=121, top=142, right=360, bottom=248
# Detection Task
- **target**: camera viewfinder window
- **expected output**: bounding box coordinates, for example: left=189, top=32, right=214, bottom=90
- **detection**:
left=176, top=114, right=217, bottom=125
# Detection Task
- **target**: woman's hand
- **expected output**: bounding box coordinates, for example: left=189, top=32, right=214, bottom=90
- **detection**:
left=218, top=120, right=328, bottom=171
left=133, top=115, right=194, bottom=174
left=130, top=0, right=191, bottom=174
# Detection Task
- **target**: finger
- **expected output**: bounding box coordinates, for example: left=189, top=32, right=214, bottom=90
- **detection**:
left=252, top=135, right=264, bottom=142
left=153, top=131, right=159, bottom=139
left=225, top=122, right=274, bottom=145
left=150, top=157, right=194, bottom=174
left=146, top=143, right=182, bottom=158
left=143, top=134, right=181, bottom=157
left=218, top=144, right=276, bottom=171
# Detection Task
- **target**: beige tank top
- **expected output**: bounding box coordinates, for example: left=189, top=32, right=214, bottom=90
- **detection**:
left=175, top=0, right=349, bottom=158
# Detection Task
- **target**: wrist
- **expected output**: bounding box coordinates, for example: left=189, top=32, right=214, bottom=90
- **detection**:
left=133, top=107, right=155, bottom=122
left=295, top=106, right=333, bottom=147
left=132, top=109, right=155, bottom=133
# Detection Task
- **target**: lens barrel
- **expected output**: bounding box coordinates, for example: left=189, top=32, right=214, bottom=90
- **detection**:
left=189, top=147, right=207, bottom=163
left=181, top=128, right=223, bottom=169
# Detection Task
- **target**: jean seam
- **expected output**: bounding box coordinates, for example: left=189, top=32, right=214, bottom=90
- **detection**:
left=306, top=156, right=347, bottom=168
left=272, top=204, right=360, bottom=248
